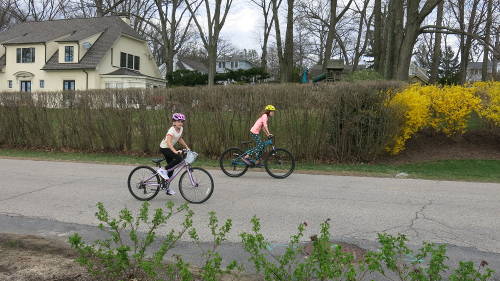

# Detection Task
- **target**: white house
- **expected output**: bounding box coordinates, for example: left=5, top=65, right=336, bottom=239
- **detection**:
left=216, top=56, right=254, bottom=73
left=466, top=62, right=500, bottom=82
left=0, top=16, right=165, bottom=92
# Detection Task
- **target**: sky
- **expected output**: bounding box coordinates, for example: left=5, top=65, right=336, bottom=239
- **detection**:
left=221, top=3, right=262, bottom=51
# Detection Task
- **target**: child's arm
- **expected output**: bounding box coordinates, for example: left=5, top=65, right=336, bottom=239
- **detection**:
left=262, top=115, right=271, bottom=136
left=178, top=137, right=190, bottom=150
left=166, top=135, right=180, bottom=154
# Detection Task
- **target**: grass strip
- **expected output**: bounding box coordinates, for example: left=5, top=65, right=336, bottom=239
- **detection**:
left=0, top=148, right=498, bottom=182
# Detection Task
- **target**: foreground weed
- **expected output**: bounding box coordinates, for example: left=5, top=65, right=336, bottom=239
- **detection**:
left=69, top=201, right=194, bottom=281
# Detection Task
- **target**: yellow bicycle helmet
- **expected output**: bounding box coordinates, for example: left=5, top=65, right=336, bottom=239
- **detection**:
left=265, top=105, right=276, bottom=111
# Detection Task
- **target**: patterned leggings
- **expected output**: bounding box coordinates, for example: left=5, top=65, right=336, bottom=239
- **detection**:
left=248, top=133, right=265, bottom=160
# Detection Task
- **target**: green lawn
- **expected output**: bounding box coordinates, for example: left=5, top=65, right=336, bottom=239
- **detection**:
left=0, top=148, right=499, bottom=183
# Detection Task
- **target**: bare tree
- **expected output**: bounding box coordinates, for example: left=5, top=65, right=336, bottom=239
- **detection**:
left=186, top=0, right=234, bottom=86
left=271, top=0, right=295, bottom=82
left=9, top=0, right=66, bottom=21
left=429, top=0, right=444, bottom=83
left=481, top=0, right=493, bottom=80
left=373, top=0, right=442, bottom=80
left=0, top=0, right=15, bottom=30
left=351, top=0, right=372, bottom=72
left=249, top=0, right=277, bottom=70
left=322, top=0, right=353, bottom=70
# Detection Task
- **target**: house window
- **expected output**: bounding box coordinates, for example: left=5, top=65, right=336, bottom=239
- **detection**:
left=230, top=61, right=234, bottom=68
left=120, top=52, right=127, bottom=67
left=20, top=81, right=31, bottom=92
left=8, top=80, right=12, bottom=88
left=63, top=80, right=75, bottom=91
left=134, top=56, right=140, bottom=71
left=40, top=80, right=45, bottom=88
left=16, top=48, right=35, bottom=63
left=127, top=54, right=134, bottom=69
left=64, top=46, right=74, bottom=62
left=235, top=61, right=238, bottom=68
left=120, top=52, right=140, bottom=70
left=218, top=62, right=222, bottom=68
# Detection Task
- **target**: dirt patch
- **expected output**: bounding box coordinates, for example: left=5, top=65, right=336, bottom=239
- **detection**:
left=0, top=233, right=260, bottom=281
left=0, top=233, right=90, bottom=281
left=379, top=131, right=500, bottom=164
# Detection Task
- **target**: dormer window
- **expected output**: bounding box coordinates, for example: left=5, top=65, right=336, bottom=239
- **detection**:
left=65, top=46, right=74, bottom=62
left=120, top=52, right=140, bottom=70
left=16, top=48, right=35, bottom=63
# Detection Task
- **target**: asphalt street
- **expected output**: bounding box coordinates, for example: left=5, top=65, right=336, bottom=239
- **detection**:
left=1, top=158, right=499, bottom=278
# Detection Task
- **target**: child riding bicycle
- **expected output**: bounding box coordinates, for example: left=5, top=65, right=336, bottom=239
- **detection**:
left=244, top=105, right=276, bottom=167
left=158, top=113, right=190, bottom=195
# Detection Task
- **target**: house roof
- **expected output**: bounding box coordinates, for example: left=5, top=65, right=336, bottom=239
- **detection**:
left=177, top=58, right=208, bottom=74
left=467, top=62, right=496, bottom=71
left=102, top=67, right=165, bottom=81
left=0, top=16, right=144, bottom=70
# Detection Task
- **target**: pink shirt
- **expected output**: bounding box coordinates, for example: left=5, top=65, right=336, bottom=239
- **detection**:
left=250, top=114, right=268, bottom=134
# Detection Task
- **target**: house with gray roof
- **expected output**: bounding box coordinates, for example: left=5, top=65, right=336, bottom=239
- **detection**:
left=216, top=56, right=254, bottom=73
left=466, top=62, right=500, bottom=82
left=0, top=16, right=165, bottom=92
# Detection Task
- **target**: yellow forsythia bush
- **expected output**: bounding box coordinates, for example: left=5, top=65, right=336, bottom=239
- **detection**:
left=387, top=82, right=500, bottom=155
left=473, top=81, right=500, bottom=126
left=386, top=85, right=431, bottom=154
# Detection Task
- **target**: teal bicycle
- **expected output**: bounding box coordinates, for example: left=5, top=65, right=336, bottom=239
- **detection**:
left=219, top=136, right=295, bottom=179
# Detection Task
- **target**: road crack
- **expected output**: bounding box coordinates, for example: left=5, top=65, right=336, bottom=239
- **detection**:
left=0, top=179, right=80, bottom=202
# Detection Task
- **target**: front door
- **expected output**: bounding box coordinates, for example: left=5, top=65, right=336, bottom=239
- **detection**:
left=20, top=81, right=31, bottom=92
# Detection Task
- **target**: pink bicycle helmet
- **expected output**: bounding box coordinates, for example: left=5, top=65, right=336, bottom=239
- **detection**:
left=172, top=113, right=186, bottom=121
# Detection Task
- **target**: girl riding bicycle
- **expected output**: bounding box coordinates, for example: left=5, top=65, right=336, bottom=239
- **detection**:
left=244, top=105, right=276, bottom=167
left=158, top=113, right=190, bottom=195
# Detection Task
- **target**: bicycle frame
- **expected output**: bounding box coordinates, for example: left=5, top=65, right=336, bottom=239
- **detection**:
left=144, top=160, right=198, bottom=188
left=232, top=138, right=275, bottom=166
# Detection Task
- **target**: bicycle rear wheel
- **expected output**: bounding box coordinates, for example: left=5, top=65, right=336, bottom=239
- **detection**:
left=179, top=167, right=214, bottom=204
left=127, top=166, right=161, bottom=201
left=219, top=147, right=249, bottom=177
left=264, top=148, right=295, bottom=179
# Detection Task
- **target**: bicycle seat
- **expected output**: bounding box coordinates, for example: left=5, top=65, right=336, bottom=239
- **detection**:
left=241, top=141, right=252, bottom=145
left=151, top=158, right=165, bottom=164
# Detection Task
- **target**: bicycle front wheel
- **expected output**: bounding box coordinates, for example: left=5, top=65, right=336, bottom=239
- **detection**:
left=127, top=166, right=161, bottom=201
left=179, top=167, right=214, bottom=204
left=264, top=148, right=295, bottom=179
left=219, top=147, right=248, bottom=177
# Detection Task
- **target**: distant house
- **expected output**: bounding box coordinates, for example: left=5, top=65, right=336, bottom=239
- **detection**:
left=0, top=16, right=165, bottom=92
left=408, top=62, right=429, bottom=84
left=216, top=56, right=254, bottom=73
left=159, top=57, right=208, bottom=78
left=466, top=62, right=500, bottom=82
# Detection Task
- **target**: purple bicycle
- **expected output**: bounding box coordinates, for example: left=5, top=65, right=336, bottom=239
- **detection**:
left=127, top=150, right=214, bottom=203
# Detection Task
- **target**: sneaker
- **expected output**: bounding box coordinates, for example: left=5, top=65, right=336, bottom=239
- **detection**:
left=255, top=163, right=264, bottom=168
left=157, top=168, right=169, bottom=179
left=166, top=188, right=176, bottom=195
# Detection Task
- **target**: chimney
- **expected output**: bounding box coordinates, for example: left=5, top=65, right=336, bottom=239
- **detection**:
left=115, top=12, right=131, bottom=26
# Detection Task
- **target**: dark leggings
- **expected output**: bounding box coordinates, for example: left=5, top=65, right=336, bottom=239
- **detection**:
left=248, top=133, right=265, bottom=160
left=160, top=147, right=183, bottom=177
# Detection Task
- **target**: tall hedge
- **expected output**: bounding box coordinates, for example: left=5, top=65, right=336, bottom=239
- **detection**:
left=0, top=82, right=405, bottom=162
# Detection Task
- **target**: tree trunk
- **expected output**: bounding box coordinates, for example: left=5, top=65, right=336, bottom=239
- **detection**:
left=208, top=43, right=217, bottom=86
left=282, top=0, right=294, bottom=82
left=373, top=0, right=383, bottom=73
left=481, top=0, right=493, bottom=81
left=429, top=0, right=443, bottom=83
left=322, top=0, right=337, bottom=71
left=459, top=0, right=479, bottom=83
left=271, top=0, right=285, bottom=81
left=493, top=32, right=499, bottom=81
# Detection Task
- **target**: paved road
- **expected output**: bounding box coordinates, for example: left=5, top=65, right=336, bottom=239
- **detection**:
left=1, top=158, right=500, bottom=276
